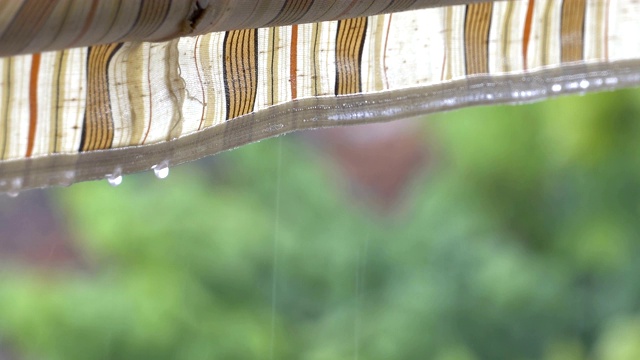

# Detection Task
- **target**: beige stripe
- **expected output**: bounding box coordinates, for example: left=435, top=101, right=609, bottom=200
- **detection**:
left=488, top=0, right=525, bottom=73
left=6, top=56, right=31, bottom=159
left=120, top=43, right=145, bottom=146
left=363, top=14, right=387, bottom=92
left=443, top=6, right=467, bottom=80
left=0, top=58, right=12, bottom=159
left=199, top=33, right=219, bottom=129
left=50, top=51, right=65, bottom=153
left=584, top=0, right=606, bottom=61
left=164, top=39, right=185, bottom=141
left=109, top=43, right=132, bottom=148
left=58, top=47, right=86, bottom=154
left=528, top=0, right=562, bottom=69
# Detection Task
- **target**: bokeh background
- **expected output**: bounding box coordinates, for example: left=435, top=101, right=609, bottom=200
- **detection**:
left=2, top=87, right=640, bottom=360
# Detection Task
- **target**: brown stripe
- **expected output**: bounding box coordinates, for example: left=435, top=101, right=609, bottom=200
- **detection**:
left=290, top=25, right=298, bottom=100
left=81, top=43, right=122, bottom=151
left=223, top=29, right=258, bottom=120
left=335, top=17, right=368, bottom=95
left=464, top=2, right=493, bottom=75
left=26, top=53, right=41, bottom=158
left=561, top=0, right=586, bottom=63
left=523, top=0, right=535, bottom=70
left=266, top=0, right=315, bottom=26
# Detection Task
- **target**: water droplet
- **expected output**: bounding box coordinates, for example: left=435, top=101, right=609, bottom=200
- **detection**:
left=106, top=168, right=123, bottom=187
left=579, top=79, right=590, bottom=89
left=152, top=161, right=170, bottom=180
left=551, top=84, right=562, bottom=92
left=60, top=170, right=75, bottom=187
left=7, top=178, right=22, bottom=198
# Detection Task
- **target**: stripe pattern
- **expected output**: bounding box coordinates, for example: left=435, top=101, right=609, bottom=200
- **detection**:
left=0, top=0, right=639, bottom=164
left=223, top=29, right=259, bottom=120
left=464, top=2, right=493, bottom=75
left=335, top=17, right=368, bottom=95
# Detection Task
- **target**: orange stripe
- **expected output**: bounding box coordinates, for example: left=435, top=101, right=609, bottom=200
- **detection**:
left=290, top=25, right=298, bottom=100
left=26, top=53, right=41, bottom=158
left=523, top=0, right=535, bottom=70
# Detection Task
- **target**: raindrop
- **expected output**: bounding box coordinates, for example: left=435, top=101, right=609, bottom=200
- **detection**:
left=60, top=170, right=75, bottom=187
left=579, top=79, right=590, bottom=89
left=7, top=178, right=22, bottom=198
left=551, top=84, right=562, bottom=92
left=106, top=168, right=123, bottom=187
left=152, top=161, right=170, bottom=180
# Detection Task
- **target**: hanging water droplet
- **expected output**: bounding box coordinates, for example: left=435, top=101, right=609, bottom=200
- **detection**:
left=579, top=79, right=590, bottom=89
left=107, top=174, right=122, bottom=187
left=60, top=170, right=76, bottom=187
left=551, top=84, right=562, bottom=92
left=106, top=168, right=123, bottom=187
left=152, top=161, right=170, bottom=180
left=7, top=178, right=22, bottom=198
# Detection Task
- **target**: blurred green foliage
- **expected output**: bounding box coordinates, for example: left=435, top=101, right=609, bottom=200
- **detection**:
left=3, top=88, right=640, bottom=359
